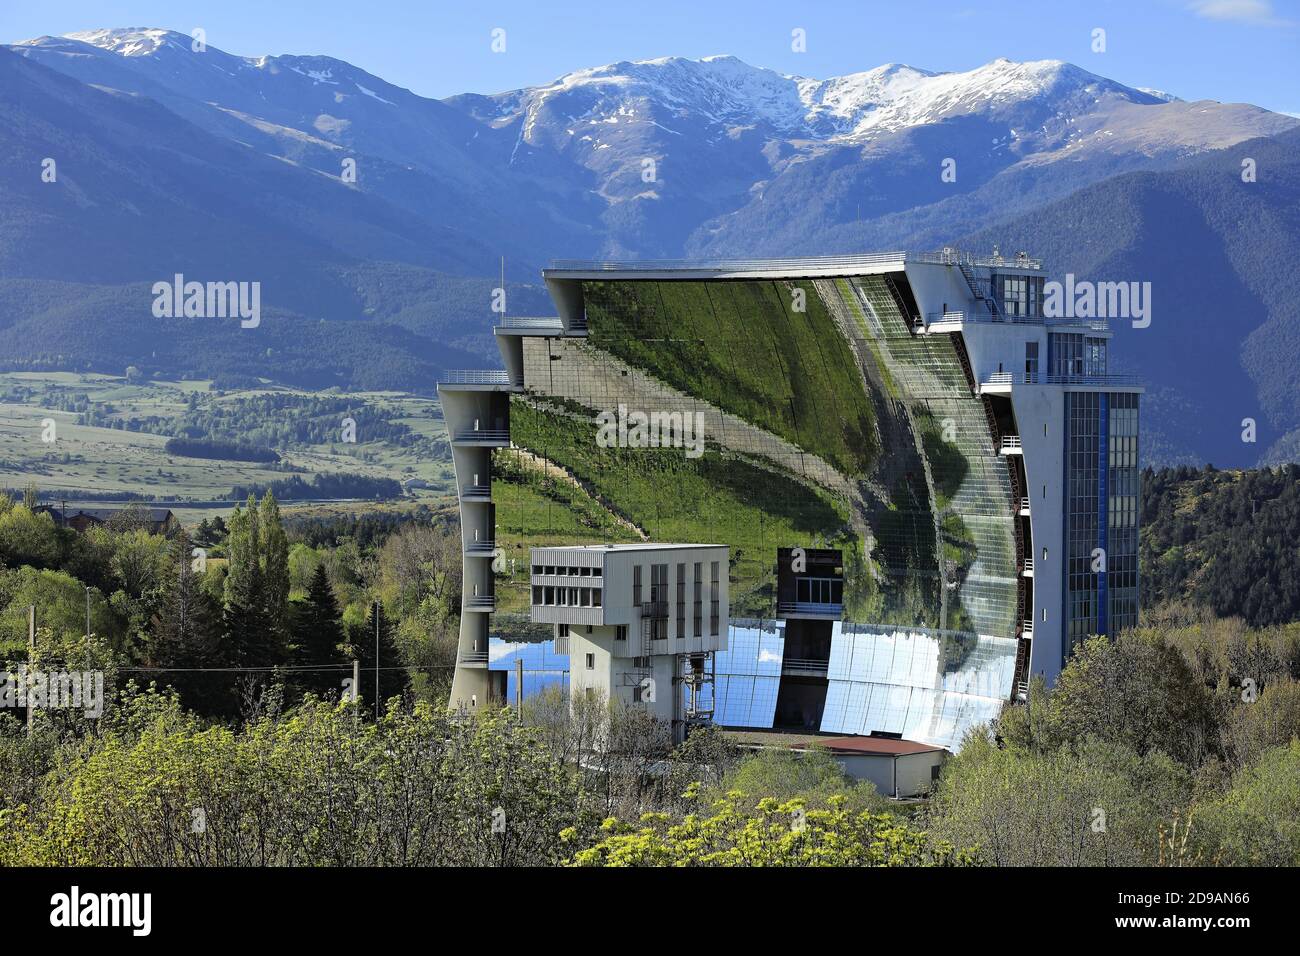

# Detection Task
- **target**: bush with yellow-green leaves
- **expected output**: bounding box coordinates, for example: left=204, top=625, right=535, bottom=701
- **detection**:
left=567, top=787, right=977, bottom=867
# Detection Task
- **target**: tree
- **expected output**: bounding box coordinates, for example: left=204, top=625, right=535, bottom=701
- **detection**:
left=1229, top=679, right=1300, bottom=768
left=0, top=566, right=121, bottom=661
left=0, top=505, right=60, bottom=570
left=1194, top=740, right=1300, bottom=866
left=221, top=497, right=264, bottom=667
left=3, top=699, right=590, bottom=867
left=148, top=529, right=221, bottom=715
left=290, top=565, right=349, bottom=698
left=259, top=491, right=289, bottom=647
left=108, top=528, right=168, bottom=598
left=353, top=601, right=406, bottom=716
left=1046, top=632, right=1220, bottom=768
left=924, top=729, right=1192, bottom=866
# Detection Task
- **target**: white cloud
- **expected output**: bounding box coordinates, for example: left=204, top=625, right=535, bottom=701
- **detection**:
left=1188, top=0, right=1286, bottom=24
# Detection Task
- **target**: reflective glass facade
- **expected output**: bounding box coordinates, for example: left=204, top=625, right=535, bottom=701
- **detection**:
left=489, top=272, right=1021, bottom=750
left=1063, top=391, right=1140, bottom=661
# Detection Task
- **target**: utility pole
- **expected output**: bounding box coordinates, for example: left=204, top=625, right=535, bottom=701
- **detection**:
left=374, top=601, right=380, bottom=721
left=27, top=604, right=35, bottom=733
left=515, top=657, right=524, bottom=715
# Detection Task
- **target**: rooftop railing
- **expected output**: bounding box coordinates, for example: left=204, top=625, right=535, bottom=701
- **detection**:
left=547, top=249, right=1046, bottom=273
left=913, top=248, right=1043, bottom=270
left=547, top=252, right=909, bottom=273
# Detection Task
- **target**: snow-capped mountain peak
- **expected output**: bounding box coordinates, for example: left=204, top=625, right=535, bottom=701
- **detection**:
left=62, top=27, right=193, bottom=57
left=474, top=52, right=1165, bottom=148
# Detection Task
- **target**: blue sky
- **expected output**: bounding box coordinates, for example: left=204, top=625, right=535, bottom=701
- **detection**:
left=4, top=0, right=1298, bottom=113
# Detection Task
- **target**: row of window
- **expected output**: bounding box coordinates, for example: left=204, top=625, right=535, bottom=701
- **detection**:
left=532, top=564, right=602, bottom=578
left=796, top=576, right=844, bottom=604
left=533, top=586, right=602, bottom=608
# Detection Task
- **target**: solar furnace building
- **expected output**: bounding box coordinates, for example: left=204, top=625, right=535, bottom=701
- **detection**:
left=438, top=250, right=1141, bottom=750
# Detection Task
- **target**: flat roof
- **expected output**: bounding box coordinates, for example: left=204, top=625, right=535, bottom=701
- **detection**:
left=543, top=249, right=1042, bottom=281
left=533, top=543, right=726, bottom=552
left=723, top=729, right=946, bottom=756
left=814, top=736, right=946, bottom=756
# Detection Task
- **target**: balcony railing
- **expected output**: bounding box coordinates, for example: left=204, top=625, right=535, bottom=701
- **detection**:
left=984, top=372, right=1141, bottom=388
left=777, top=601, right=845, bottom=617
left=440, top=369, right=517, bottom=385
left=639, top=600, right=669, bottom=619
left=453, top=428, right=511, bottom=444
left=461, top=484, right=491, bottom=499
left=464, top=595, right=497, bottom=611
left=1000, top=436, right=1023, bottom=452
left=496, top=316, right=562, bottom=329
left=1019, top=497, right=1031, bottom=514
left=1022, top=557, right=1035, bottom=575
left=781, top=658, right=830, bottom=675
left=459, top=650, right=490, bottom=665
left=464, top=538, right=496, bottom=554
left=1021, top=620, right=1035, bottom=637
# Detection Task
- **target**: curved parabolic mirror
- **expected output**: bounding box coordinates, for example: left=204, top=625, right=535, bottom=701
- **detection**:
left=491, top=272, right=1019, bottom=750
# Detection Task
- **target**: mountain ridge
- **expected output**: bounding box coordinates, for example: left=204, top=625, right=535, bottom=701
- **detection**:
left=2, top=27, right=1297, bottom=464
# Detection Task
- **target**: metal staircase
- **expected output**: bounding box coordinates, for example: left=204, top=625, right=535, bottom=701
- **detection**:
left=958, top=263, right=1002, bottom=320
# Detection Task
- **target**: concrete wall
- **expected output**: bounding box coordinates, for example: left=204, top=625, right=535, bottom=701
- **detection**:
left=1012, top=386, right=1066, bottom=684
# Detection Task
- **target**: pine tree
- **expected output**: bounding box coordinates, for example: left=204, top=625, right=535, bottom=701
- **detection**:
left=150, top=528, right=221, bottom=713
left=354, top=601, right=406, bottom=718
left=291, top=564, right=348, bottom=698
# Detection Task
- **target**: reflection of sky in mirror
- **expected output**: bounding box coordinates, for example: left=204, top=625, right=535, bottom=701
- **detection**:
left=489, top=619, right=1011, bottom=751
left=712, top=619, right=785, bottom=728
left=489, top=638, right=568, bottom=701
left=823, top=623, right=1014, bottom=750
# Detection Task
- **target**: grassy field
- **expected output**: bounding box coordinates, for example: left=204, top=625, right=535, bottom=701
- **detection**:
left=0, top=372, right=455, bottom=514
left=505, top=395, right=856, bottom=617
left=584, top=279, right=878, bottom=476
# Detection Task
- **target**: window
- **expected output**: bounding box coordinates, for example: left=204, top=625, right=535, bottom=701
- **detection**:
left=585, top=653, right=594, bottom=670
left=650, top=564, right=668, bottom=640
left=1025, top=341, right=1039, bottom=383
left=796, top=577, right=843, bottom=605
left=558, top=623, right=569, bottom=637
left=676, top=563, right=686, bottom=637
left=633, top=564, right=642, bottom=606
left=997, top=274, right=1044, bottom=318
left=693, top=562, right=702, bottom=637
left=710, top=561, right=720, bottom=636
left=615, top=625, right=627, bottom=641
